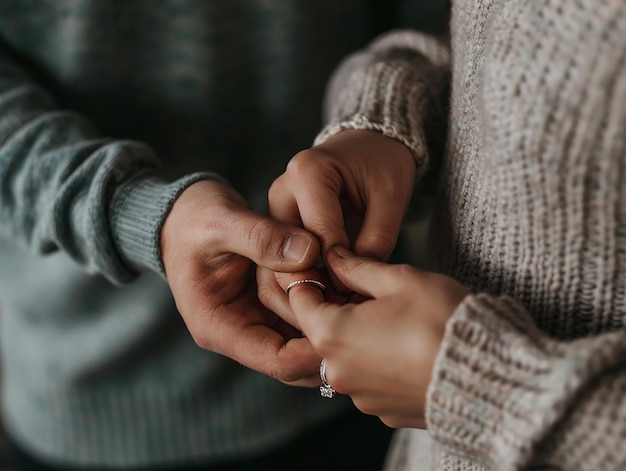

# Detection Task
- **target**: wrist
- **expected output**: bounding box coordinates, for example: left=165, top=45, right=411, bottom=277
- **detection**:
left=109, top=173, right=225, bottom=278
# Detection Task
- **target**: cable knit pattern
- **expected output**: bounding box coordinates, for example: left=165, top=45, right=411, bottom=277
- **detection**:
left=322, top=1, right=626, bottom=469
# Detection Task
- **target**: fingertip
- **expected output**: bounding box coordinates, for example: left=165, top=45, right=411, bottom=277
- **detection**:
left=326, top=245, right=353, bottom=274
left=324, top=246, right=353, bottom=295
left=326, top=246, right=386, bottom=299
left=353, top=231, right=397, bottom=262
left=327, top=245, right=352, bottom=259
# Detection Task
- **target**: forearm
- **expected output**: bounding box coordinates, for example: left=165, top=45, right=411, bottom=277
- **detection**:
left=0, top=44, right=223, bottom=283
left=428, top=294, right=626, bottom=470
left=316, top=30, right=451, bottom=180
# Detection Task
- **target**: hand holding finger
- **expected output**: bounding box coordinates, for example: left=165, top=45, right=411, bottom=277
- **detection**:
left=161, top=180, right=324, bottom=383
left=270, top=130, right=416, bottom=271
left=285, top=243, right=470, bottom=425
left=270, top=150, right=351, bottom=255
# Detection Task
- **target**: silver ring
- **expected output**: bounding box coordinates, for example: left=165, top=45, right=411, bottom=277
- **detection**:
left=285, top=279, right=326, bottom=296
left=319, top=359, right=336, bottom=398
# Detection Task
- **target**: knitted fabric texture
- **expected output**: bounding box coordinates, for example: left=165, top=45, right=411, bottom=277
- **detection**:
left=317, top=0, right=626, bottom=469
left=0, top=0, right=414, bottom=466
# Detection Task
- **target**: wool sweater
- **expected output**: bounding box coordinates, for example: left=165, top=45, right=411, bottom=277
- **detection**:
left=0, top=0, right=442, bottom=467
left=317, top=1, right=626, bottom=470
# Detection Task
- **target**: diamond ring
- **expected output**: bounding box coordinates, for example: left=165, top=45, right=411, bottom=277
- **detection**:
left=319, top=359, right=336, bottom=398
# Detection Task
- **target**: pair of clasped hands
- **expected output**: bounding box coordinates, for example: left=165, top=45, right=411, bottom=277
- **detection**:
left=161, top=130, right=468, bottom=428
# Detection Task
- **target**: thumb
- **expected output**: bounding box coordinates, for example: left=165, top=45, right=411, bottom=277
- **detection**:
left=327, top=246, right=396, bottom=299
left=224, top=208, right=320, bottom=271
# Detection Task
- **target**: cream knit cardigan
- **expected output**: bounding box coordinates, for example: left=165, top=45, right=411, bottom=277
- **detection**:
left=316, top=1, right=626, bottom=469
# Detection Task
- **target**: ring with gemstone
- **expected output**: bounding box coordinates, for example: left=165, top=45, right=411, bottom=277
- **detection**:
left=319, top=359, right=336, bottom=398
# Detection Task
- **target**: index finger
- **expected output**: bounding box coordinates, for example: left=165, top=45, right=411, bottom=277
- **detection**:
left=353, top=190, right=405, bottom=262
left=281, top=151, right=350, bottom=255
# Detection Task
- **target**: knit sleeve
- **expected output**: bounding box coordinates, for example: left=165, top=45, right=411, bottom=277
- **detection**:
left=0, top=43, right=225, bottom=283
left=427, top=294, right=626, bottom=470
left=314, top=30, right=451, bottom=180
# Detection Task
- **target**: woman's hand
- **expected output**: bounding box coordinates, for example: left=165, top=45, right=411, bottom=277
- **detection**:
left=285, top=246, right=469, bottom=428
left=258, top=128, right=416, bottom=324
left=268, top=129, right=416, bottom=261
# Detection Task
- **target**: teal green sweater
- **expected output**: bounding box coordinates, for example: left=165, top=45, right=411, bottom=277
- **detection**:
left=0, top=0, right=442, bottom=467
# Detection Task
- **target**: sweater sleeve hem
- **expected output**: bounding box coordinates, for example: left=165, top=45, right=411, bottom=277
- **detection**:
left=314, top=114, right=428, bottom=176
left=314, top=61, right=434, bottom=179
left=315, top=30, right=450, bottom=180
left=425, top=293, right=621, bottom=469
left=109, top=171, right=229, bottom=279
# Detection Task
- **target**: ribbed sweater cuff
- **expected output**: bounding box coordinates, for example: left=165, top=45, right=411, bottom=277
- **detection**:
left=315, top=31, right=449, bottom=180
left=109, top=172, right=228, bottom=277
left=426, top=294, right=588, bottom=469
left=314, top=61, right=433, bottom=179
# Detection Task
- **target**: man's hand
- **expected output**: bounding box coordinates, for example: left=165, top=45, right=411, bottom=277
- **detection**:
left=160, top=180, right=322, bottom=385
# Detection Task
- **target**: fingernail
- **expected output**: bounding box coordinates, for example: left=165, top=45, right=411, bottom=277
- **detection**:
left=283, top=234, right=312, bottom=263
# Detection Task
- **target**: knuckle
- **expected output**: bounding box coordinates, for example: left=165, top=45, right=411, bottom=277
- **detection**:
left=307, top=222, right=342, bottom=242
left=342, top=254, right=373, bottom=274
left=202, top=214, right=227, bottom=247
left=268, top=177, right=288, bottom=202
left=385, top=263, right=418, bottom=288
left=286, top=149, right=337, bottom=181
left=271, top=362, right=307, bottom=384
left=286, top=150, right=317, bottom=175
left=272, top=271, right=292, bottom=291
left=256, top=280, right=275, bottom=308
left=392, top=263, right=417, bottom=277
left=326, top=367, right=350, bottom=394
left=246, top=219, right=281, bottom=258
left=257, top=275, right=284, bottom=310
left=273, top=366, right=297, bottom=383
left=189, top=330, right=212, bottom=351
left=256, top=268, right=280, bottom=307
left=311, top=319, right=341, bottom=354
left=353, top=398, right=378, bottom=417
left=184, top=305, right=220, bottom=353
left=380, top=416, right=402, bottom=429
